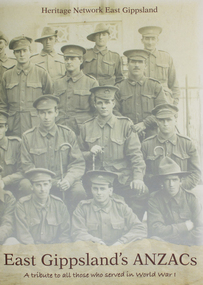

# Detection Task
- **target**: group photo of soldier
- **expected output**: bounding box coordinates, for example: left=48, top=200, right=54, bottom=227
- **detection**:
left=0, top=20, right=202, bottom=247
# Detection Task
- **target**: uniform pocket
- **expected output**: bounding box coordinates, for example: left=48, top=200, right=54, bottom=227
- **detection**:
left=73, top=90, right=91, bottom=110
left=120, top=94, right=133, bottom=114
left=155, top=62, right=169, bottom=81
left=26, top=82, right=42, bottom=102
left=6, top=82, right=19, bottom=103
left=141, top=93, right=156, bottom=116
left=102, top=60, right=115, bottom=76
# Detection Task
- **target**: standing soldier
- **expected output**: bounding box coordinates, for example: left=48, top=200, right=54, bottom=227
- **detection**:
left=0, top=31, right=16, bottom=96
left=72, top=170, right=147, bottom=245
left=21, top=95, right=86, bottom=213
left=141, top=104, right=201, bottom=192
left=15, top=168, right=71, bottom=244
left=0, top=35, right=53, bottom=137
left=0, top=111, right=30, bottom=198
left=116, top=49, right=167, bottom=140
left=79, top=86, right=148, bottom=220
left=30, top=27, right=66, bottom=82
left=138, top=26, right=180, bottom=105
left=54, top=44, right=99, bottom=135
left=83, top=23, right=123, bottom=86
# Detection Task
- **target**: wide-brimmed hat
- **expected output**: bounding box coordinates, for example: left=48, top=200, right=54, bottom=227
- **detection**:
left=156, top=156, right=190, bottom=178
left=35, top=27, right=57, bottom=42
left=138, top=26, right=162, bottom=36
left=87, top=23, right=110, bottom=42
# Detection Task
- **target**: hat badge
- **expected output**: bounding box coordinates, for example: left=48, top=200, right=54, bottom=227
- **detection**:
left=104, top=89, right=110, bottom=94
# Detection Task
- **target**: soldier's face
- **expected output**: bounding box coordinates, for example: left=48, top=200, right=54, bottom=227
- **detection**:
left=91, top=183, right=113, bottom=204
left=32, top=180, right=52, bottom=201
left=141, top=36, right=158, bottom=51
left=14, top=47, right=31, bottom=64
left=38, top=108, right=58, bottom=129
left=0, top=123, right=8, bottom=140
left=128, top=59, right=146, bottom=77
left=64, top=56, right=82, bottom=72
left=156, top=116, right=176, bottom=135
left=0, top=39, right=7, bottom=55
left=41, top=36, right=56, bottom=52
left=94, top=32, right=109, bottom=47
left=161, top=175, right=181, bottom=197
left=94, top=98, right=115, bottom=117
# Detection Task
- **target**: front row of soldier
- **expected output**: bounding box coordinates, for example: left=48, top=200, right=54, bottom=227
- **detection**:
left=1, top=159, right=202, bottom=246
left=0, top=90, right=202, bottom=246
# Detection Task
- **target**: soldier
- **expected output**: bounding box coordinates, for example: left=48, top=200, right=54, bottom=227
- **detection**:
left=79, top=86, right=148, bottom=220
left=54, top=44, right=99, bottom=135
left=138, top=26, right=180, bottom=105
left=0, top=31, right=16, bottom=95
left=141, top=104, right=201, bottom=192
left=0, top=35, right=53, bottom=137
left=72, top=170, right=147, bottom=245
left=148, top=157, right=203, bottom=246
left=30, top=26, right=66, bottom=82
left=116, top=49, right=167, bottom=140
left=21, top=95, right=86, bottom=213
left=0, top=165, right=16, bottom=245
left=0, top=111, right=30, bottom=198
left=15, top=168, right=71, bottom=244
left=83, top=23, right=123, bottom=86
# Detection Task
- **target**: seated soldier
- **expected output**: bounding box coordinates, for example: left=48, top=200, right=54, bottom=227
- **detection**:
left=0, top=111, right=30, bottom=199
left=148, top=157, right=203, bottom=246
left=72, top=170, right=147, bottom=246
left=0, top=164, right=16, bottom=245
left=79, top=85, right=148, bottom=220
left=21, top=95, right=86, bottom=213
left=142, top=103, right=201, bottom=192
left=15, top=168, right=71, bottom=244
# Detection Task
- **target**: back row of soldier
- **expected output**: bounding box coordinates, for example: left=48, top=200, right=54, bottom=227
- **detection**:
left=0, top=24, right=202, bottom=246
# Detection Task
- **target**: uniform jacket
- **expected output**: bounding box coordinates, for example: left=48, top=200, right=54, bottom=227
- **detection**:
left=72, top=197, right=147, bottom=245
left=0, top=55, right=16, bottom=85
left=79, top=115, right=145, bottom=185
left=115, top=76, right=167, bottom=130
left=53, top=70, right=99, bottom=125
left=0, top=190, right=16, bottom=244
left=141, top=133, right=201, bottom=191
left=145, top=50, right=180, bottom=105
left=0, top=62, right=53, bottom=137
left=148, top=188, right=203, bottom=245
left=21, top=124, right=85, bottom=185
left=15, top=194, right=71, bottom=244
left=83, top=46, right=123, bottom=86
left=30, top=50, right=66, bottom=81
left=0, top=136, right=23, bottom=186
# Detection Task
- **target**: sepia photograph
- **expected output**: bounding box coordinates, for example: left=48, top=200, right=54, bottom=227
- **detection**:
left=0, top=0, right=203, bottom=284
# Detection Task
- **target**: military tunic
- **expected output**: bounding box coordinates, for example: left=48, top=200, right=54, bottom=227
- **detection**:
left=0, top=190, right=16, bottom=244
left=72, top=198, right=147, bottom=245
left=21, top=124, right=86, bottom=210
left=83, top=46, right=123, bottom=86
left=115, top=76, right=167, bottom=138
left=148, top=188, right=203, bottom=245
left=30, top=50, right=66, bottom=82
left=0, top=55, right=16, bottom=88
left=141, top=133, right=201, bottom=191
left=15, top=194, right=71, bottom=244
left=79, top=115, right=145, bottom=185
left=53, top=70, right=99, bottom=132
left=145, top=50, right=180, bottom=105
left=0, top=136, right=23, bottom=188
left=0, top=62, right=53, bottom=137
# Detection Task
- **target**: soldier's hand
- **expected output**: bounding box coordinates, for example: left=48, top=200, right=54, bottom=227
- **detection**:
left=0, top=180, right=5, bottom=190
left=57, top=179, right=70, bottom=191
left=130, top=180, right=146, bottom=195
left=132, top=122, right=146, bottom=134
left=185, top=220, right=194, bottom=231
left=90, top=145, right=103, bottom=155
